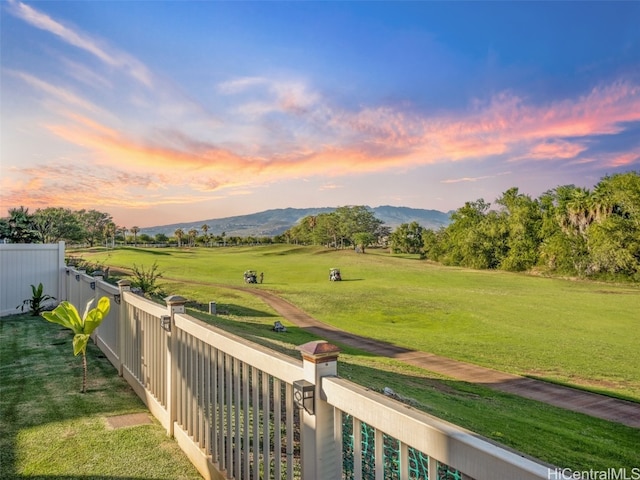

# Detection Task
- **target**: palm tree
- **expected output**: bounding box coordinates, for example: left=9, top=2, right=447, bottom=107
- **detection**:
left=130, top=226, right=140, bottom=247
left=201, top=224, right=210, bottom=247
left=562, top=188, right=596, bottom=238
left=104, top=222, right=116, bottom=248
left=591, top=182, right=615, bottom=223
left=5, top=206, right=38, bottom=243
left=174, top=228, right=185, bottom=247
left=188, top=228, right=198, bottom=247
left=119, top=226, right=128, bottom=246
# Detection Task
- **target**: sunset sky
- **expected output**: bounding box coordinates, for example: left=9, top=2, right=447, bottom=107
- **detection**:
left=2, top=1, right=639, bottom=228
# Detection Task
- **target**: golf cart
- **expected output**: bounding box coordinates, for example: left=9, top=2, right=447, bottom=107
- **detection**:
left=244, top=270, right=258, bottom=283
left=329, top=268, right=342, bottom=281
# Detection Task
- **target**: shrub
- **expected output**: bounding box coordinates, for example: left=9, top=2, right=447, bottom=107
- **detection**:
left=17, top=283, right=56, bottom=315
left=131, top=261, right=164, bottom=296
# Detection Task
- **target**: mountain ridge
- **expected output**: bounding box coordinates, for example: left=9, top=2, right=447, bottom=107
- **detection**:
left=140, top=206, right=451, bottom=237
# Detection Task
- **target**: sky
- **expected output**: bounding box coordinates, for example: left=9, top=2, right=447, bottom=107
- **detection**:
left=1, top=1, right=639, bottom=228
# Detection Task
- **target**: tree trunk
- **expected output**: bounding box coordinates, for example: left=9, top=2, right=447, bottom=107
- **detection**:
left=81, top=353, right=87, bottom=393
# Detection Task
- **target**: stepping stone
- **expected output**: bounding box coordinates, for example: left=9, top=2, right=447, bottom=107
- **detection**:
left=105, top=413, right=153, bottom=429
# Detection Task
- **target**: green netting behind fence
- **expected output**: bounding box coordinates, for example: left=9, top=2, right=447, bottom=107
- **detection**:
left=341, top=413, right=467, bottom=480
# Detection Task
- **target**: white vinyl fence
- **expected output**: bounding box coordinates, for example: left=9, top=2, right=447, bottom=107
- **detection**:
left=0, top=242, right=65, bottom=317
left=61, top=265, right=552, bottom=480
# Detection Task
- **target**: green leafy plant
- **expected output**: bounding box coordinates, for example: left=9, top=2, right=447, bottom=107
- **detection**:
left=17, top=283, right=56, bottom=315
left=41, top=297, right=111, bottom=393
left=131, top=261, right=164, bottom=296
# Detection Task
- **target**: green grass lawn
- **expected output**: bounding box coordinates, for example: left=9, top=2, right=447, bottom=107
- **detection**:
left=82, top=244, right=640, bottom=401
left=0, top=314, right=202, bottom=479
left=70, top=245, right=640, bottom=470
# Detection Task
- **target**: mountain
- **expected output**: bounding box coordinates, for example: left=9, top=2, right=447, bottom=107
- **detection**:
left=140, top=206, right=451, bottom=238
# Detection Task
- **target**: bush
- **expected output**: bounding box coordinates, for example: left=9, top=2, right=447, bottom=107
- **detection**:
left=130, top=261, right=164, bottom=296
left=17, top=283, right=56, bottom=316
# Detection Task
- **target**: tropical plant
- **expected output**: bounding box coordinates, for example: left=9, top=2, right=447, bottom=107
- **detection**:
left=174, top=228, right=185, bottom=247
left=201, top=224, right=210, bottom=246
left=131, top=261, right=164, bottom=296
left=41, top=296, right=111, bottom=393
left=1, top=206, right=39, bottom=243
left=188, top=228, right=198, bottom=247
left=17, top=283, right=56, bottom=315
left=130, top=226, right=140, bottom=247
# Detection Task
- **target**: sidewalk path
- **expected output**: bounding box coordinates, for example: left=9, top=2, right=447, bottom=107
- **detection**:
left=242, top=287, right=640, bottom=429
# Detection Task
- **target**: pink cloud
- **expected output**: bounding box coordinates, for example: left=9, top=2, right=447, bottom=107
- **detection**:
left=441, top=171, right=511, bottom=184
left=605, top=151, right=640, bottom=167
left=320, top=80, right=639, bottom=169
left=527, top=140, right=588, bottom=160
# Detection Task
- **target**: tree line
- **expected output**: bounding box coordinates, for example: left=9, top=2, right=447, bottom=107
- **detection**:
left=2, top=171, right=638, bottom=280
left=1, top=208, right=115, bottom=246
left=391, top=172, right=640, bottom=281
left=0, top=207, right=275, bottom=247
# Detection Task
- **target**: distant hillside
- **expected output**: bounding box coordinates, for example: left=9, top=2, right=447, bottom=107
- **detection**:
left=140, top=206, right=451, bottom=237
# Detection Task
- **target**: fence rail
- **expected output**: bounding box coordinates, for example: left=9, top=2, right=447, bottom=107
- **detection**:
left=59, top=265, right=551, bottom=480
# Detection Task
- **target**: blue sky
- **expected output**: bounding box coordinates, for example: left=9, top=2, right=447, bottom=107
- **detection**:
left=1, top=1, right=639, bottom=227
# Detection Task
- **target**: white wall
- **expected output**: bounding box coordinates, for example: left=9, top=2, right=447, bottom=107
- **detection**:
left=0, top=242, right=65, bottom=317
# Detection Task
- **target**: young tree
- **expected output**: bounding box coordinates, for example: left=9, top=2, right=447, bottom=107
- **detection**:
left=42, top=297, right=111, bottom=393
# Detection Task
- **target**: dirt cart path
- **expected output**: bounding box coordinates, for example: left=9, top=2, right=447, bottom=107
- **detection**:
left=112, top=267, right=638, bottom=429
left=237, top=286, right=640, bottom=429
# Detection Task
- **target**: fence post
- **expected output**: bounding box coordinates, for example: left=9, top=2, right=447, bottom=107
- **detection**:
left=57, top=241, right=66, bottom=301
left=165, top=295, right=187, bottom=437
left=92, top=271, right=103, bottom=302
left=117, top=279, right=131, bottom=376
left=297, top=340, right=341, bottom=480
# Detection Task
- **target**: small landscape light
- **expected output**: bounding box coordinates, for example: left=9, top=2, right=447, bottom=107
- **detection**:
left=293, top=379, right=315, bottom=415
left=160, top=315, right=171, bottom=332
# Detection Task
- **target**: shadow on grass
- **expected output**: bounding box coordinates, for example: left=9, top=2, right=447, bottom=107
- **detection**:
left=0, top=315, right=199, bottom=480
left=119, top=247, right=173, bottom=256
left=186, top=301, right=277, bottom=318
